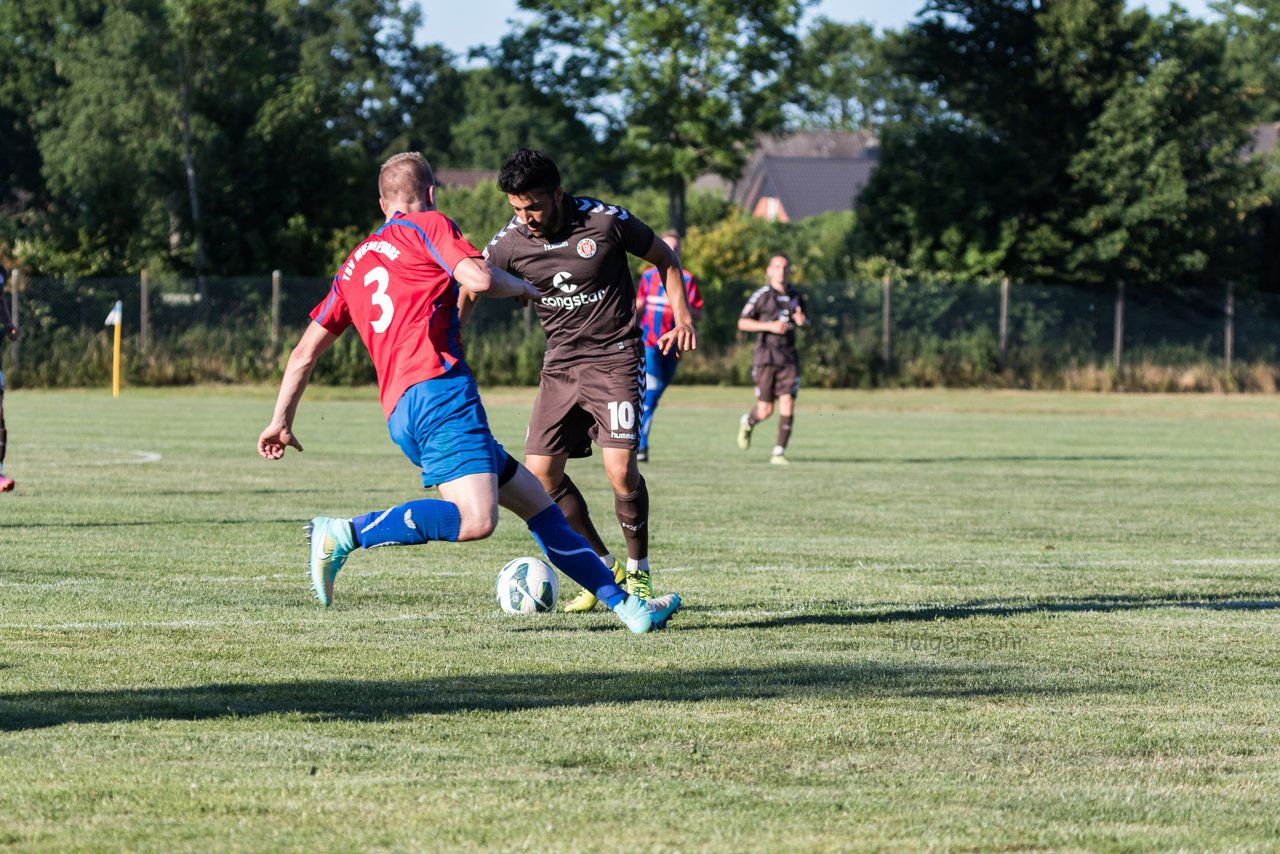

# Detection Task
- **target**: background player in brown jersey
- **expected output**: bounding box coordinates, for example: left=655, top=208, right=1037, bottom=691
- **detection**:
left=483, top=148, right=697, bottom=613
left=736, top=254, right=808, bottom=465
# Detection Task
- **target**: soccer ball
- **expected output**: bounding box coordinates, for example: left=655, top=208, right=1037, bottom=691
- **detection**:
left=496, top=556, right=559, bottom=615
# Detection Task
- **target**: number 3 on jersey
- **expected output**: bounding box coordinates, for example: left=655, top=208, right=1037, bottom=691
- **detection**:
left=364, top=266, right=394, bottom=334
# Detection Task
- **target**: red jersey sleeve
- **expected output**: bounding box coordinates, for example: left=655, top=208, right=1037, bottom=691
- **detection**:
left=686, top=272, right=704, bottom=310
left=309, top=271, right=353, bottom=335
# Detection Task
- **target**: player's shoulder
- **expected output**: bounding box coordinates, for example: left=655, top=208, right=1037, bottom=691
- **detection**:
left=392, top=209, right=459, bottom=234
left=484, top=216, right=523, bottom=255
left=746, top=285, right=772, bottom=302
left=571, top=195, right=635, bottom=223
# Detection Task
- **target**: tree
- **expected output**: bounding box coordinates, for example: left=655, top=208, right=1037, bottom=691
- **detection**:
left=786, top=18, right=891, bottom=132
left=857, top=0, right=1263, bottom=285
left=1214, top=0, right=1280, bottom=122
left=492, top=0, right=810, bottom=234
left=1067, top=16, right=1265, bottom=285
left=0, top=1, right=104, bottom=248
left=445, top=66, right=615, bottom=185
left=20, top=0, right=449, bottom=277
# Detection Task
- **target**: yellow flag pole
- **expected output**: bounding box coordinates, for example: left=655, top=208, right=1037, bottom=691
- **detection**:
left=112, top=320, right=121, bottom=398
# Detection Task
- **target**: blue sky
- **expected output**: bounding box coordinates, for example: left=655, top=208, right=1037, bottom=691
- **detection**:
left=415, top=0, right=1217, bottom=59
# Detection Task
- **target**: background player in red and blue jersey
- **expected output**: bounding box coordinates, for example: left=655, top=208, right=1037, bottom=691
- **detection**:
left=257, top=152, right=680, bottom=633
left=634, top=230, right=703, bottom=463
left=0, top=267, right=17, bottom=493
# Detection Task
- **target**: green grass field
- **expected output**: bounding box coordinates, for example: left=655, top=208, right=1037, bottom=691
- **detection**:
left=3, top=385, right=1280, bottom=851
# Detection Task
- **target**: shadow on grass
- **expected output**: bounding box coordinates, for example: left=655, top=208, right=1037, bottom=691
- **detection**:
left=720, top=590, right=1280, bottom=630
left=0, top=518, right=306, bottom=529
left=0, top=662, right=1112, bottom=732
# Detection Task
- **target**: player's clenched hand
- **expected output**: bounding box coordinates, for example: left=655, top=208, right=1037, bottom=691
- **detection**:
left=258, top=424, right=303, bottom=459
left=657, top=322, right=697, bottom=356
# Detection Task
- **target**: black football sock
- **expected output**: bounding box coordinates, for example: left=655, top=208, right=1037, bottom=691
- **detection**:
left=547, top=475, right=611, bottom=556
left=776, top=415, right=793, bottom=452
left=614, top=476, right=650, bottom=561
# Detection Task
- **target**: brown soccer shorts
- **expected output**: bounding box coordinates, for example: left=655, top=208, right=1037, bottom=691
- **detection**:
left=526, top=343, right=646, bottom=458
left=752, top=362, right=801, bottom=403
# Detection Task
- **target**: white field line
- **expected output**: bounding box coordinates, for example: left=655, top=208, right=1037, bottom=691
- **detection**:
left=27, top=448, right=162, bottom=467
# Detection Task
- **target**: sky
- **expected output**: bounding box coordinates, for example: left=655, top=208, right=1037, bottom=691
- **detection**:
left=415, top=0, right=1218, bottom=60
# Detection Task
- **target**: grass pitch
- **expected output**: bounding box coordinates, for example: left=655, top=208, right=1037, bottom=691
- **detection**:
left=2, top=385, right=1280, bottom=851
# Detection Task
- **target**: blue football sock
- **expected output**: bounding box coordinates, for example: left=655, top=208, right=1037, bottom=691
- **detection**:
left=526, top=504, right=625, bottom=607
left=352, top=499, right=461, bottom=548
left=640, top=385, right=662, bottom=447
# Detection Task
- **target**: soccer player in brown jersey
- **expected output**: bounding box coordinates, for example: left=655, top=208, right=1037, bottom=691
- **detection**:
left=482, top=149, right=697, bottom=613
left=736, top=254, right=808, bottom=465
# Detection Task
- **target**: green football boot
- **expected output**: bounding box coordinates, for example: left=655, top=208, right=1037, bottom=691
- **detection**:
left=305, top=516, right=355, bottom=607
left=613, top=593, right=682, bottom=634
left=561, top=558, right=625, bottom=613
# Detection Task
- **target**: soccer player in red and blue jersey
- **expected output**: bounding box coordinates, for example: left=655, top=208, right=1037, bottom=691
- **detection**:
left=257, top=152, right=681, bottom=633
left=634, top=231, right=703, bottom=462
left=0, top=267, right=17, bottom=493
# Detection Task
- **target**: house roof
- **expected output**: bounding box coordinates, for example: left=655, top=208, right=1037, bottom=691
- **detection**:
left=693, top=130, right=880, bottom=220
left=734, top=153, right=879, bottom=221
left=1248, top=122, right=1279, bottom=158
left=753, top=129, right=878, bottom=159
left=435, top=169, right=497, bottom=191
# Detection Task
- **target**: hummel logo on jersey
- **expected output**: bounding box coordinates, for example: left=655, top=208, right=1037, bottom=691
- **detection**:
left=552, top=271, right=577, bottom=293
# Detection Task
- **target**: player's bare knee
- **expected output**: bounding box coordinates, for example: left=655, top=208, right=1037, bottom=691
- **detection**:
left=455, top=508, right=499, bottom=541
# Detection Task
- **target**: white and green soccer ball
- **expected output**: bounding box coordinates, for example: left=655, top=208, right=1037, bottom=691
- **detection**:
left=496, top=557, right=559, bottom=615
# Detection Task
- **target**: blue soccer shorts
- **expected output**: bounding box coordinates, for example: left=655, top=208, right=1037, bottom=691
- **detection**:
left=644, top=344, right=680, bottom=393
left=387, top=366, right=507, bottom=488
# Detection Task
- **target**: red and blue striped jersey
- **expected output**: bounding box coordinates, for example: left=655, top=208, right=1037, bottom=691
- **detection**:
left=635, top=267, right=702, bottom=348
left=310, top=211, right=481, bottom=419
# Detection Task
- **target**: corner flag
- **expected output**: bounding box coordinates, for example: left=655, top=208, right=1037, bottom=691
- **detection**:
left=105, top=300, right=122, bottom=397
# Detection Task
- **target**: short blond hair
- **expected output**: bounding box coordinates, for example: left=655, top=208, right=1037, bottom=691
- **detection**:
left=379, top=152, right=434, bottom=204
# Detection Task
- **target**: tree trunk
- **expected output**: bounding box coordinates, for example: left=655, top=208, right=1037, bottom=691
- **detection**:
left=178, top=50, right=208, bottom=308
left=666, top=174, right=687, bottom=237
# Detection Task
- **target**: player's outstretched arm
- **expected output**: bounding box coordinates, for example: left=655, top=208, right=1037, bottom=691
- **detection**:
left=643, top=237, right=697, bottom=355
left=455, top=257, right=538, bottom=302
left=258, top=322, right=337, bottom=460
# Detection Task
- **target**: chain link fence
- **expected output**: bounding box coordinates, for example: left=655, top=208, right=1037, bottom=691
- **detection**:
left=3, top=270, right=1279, bottom=392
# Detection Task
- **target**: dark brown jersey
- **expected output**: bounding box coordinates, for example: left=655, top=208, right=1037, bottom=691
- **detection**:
left=740, top=284, right=807, bottom=367
left=483, top=196, right=655, bottom=367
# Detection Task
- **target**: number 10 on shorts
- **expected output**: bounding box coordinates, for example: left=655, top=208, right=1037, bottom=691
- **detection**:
left=608, top=400, right=635, bottom=431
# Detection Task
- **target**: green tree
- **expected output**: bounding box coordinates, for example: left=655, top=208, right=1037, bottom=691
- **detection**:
left=787, top=18, right=891, bottom=132
left=445, top=66, right=614, bottom=185
left=17, top=0, right=452, bottom=277
left=857, top=0, right=1262, bottom=285
left=1214, top=0, right=1280, bottom=122
left=493, top=0, right=810, bottom=234
left=1067, top=17, right=1265, bottom=285
left=0, top=1, right=104, bottom=250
